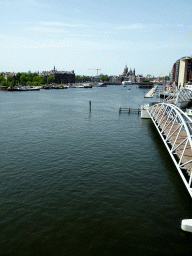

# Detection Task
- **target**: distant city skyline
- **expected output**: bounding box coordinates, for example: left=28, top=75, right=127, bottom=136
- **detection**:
left=1, top=0, right=192, bottom=77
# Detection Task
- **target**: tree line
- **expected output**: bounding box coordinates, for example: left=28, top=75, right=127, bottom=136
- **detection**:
left=0, top=73, right=55, bottom=87
left=75, top=75, right=91, bottom=83
left=0, top=72, right=111, bottom=87
left=75, top=74, right=109, bottom=83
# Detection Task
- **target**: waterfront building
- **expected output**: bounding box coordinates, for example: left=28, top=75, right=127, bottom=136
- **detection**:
left=136, top=75, right=143, bottom=83
left=41, top=66, right=75, bottom=84
left=91, top=76, right=100, bottom=82
left=109, top=76, right=122, bottom=84
left=171, top=56, right=192, bottom=87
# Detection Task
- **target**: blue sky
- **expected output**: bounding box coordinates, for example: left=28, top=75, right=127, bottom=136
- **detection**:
left=1, top=0, right=192, bottom=76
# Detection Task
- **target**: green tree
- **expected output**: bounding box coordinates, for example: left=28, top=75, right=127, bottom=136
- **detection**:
left=75, top=75, right=81, bottom=83
left=26, top=75, right=32, bottom=82
left=8, top=80, right=14, bottom=87
left=0, top=76, right=6, bottom=83
left=32, top=75, right=43, bottom=85
left=32, top=81, right=38, bottom=86
left=32, top=73, right=38, bottom=78
left=47, top=76, right=55, bottom=84
left=143, top=78, right=150, bottom=82
left=16, top=73, right=22, bottom=83
left=104, top=75, right=109, bottom=81
left=100, top=74, right=105, bottom=82
left=81, top=76, right=87, bottom=82
left=26, top=81, right=32, bottom=86
left=20, top=74, right=28, bottom=85
left=7, top=76, right=14, bottom=83
left=99, top=74, right=109, bottom=82
left=1, top=80, right=7, bottom=87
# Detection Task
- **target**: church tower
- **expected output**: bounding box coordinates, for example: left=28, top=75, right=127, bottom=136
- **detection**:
left=123, top=65, right=128, bottom=76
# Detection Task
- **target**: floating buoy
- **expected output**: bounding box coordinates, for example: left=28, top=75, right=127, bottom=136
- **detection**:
left=181, top=219, right=192, bottom=232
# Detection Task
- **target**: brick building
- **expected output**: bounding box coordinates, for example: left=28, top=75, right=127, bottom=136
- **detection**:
left=42, top=66, right=75, bottom=84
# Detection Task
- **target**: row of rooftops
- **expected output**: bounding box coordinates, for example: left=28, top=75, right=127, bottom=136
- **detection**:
left=0, top=69, right=75, bottom=78
left=41, top=70, right=75, bottom=76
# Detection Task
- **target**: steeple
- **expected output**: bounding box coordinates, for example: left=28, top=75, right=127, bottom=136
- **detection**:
left=123, top=65, right=128, bottom=76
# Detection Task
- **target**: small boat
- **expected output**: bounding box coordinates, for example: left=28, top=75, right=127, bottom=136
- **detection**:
left=186, top=109, right=192, bottom=116
left=26, top=86, right=40, bottom=91
left=18, top=87, right=28, bottom=91
left=122, top=81, right=132, bottom=85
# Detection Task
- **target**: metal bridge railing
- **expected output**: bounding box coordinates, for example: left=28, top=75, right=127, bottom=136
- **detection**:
left=165, top=88, right=192, bottom=107
left=148, top=102, right=192, bottom=197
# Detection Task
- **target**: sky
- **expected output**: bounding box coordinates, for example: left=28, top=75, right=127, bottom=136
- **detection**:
left=1, top=0, right=192, bottom=77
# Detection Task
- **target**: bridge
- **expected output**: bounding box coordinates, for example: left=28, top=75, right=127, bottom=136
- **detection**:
left=164, top=88, right=192, bottom=108
left=146, top=88, right=192, bottom=198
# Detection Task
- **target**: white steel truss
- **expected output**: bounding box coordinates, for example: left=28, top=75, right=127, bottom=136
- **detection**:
left=165, top=88, right=192, bottom=107
left=148, top=102, right=192, bottom=197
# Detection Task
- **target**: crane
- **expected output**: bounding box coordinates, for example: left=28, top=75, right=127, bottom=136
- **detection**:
left=88, top=69, right=101, bottom=77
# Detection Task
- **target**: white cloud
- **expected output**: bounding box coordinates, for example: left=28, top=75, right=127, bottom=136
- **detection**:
left=26, top=26, right=67, bottom=33
left=115, top=23, right=190, bottom=30
left=1, top=40, right=75, bottom=49
left=24, top=0, right=49, bottom=8
left=115, top=23, right=147, bottom=30
left=1, top=0, right=50, bottom=8
left=39, top=21, right=87, bottom=27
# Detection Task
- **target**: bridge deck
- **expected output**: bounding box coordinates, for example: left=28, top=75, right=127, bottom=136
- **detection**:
left=154, top=105, right=192, bottom=176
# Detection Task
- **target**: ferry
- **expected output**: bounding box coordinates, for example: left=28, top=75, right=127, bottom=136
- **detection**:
left=122, top=81, right=132, bottom=85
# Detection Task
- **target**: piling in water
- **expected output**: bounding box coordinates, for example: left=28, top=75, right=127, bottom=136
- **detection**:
left=89, top=100, right=91, bottom=111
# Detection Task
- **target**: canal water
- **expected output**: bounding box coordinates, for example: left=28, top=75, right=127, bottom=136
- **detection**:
left=0, top=85, right=192, bottom=256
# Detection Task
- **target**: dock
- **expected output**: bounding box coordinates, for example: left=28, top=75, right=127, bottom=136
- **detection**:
left=144, top=86, right=157, bottom=98
left=119, top=107, right=140, bottom=114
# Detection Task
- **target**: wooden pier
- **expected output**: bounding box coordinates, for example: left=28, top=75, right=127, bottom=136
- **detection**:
left=119, top=107, right=140, bottom=114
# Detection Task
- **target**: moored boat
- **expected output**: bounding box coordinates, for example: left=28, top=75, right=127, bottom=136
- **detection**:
left=26, top=86, right=40, bottom=91
left=122, top=81, right=132, bottom=85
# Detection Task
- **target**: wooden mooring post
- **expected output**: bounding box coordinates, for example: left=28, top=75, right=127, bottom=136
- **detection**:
left=89, top=100, right=91, bottom=111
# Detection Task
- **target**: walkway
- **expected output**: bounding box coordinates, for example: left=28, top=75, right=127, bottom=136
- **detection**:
left=148, top=103, right=192, bottom=197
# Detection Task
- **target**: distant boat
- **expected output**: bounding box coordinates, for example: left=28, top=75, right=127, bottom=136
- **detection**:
left=26, top=86, right=40, bottom=91
left=122, top=81, right=132, bottom=85
left=18, top=87, right=28, bottom=91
